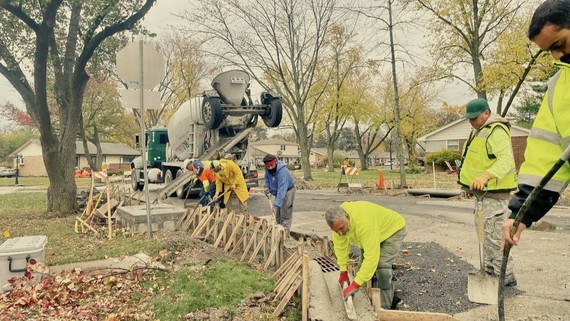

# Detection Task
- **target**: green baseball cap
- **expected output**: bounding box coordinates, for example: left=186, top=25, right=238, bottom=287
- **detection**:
left=465, top=98, right=490, bottom=119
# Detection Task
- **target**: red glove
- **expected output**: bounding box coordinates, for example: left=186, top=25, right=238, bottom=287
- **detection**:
left=338, top=271, right=349, bottom=287
left=342, top=281, right=360, bottom=300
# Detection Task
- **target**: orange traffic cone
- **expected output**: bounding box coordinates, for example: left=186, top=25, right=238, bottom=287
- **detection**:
left=377, top=169, right=385, bottom=190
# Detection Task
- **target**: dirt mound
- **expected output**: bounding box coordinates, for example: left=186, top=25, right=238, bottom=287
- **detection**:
left=294, top=178, right=321, bottom=190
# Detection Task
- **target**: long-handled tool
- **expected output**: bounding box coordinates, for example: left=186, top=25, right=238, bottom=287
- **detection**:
left=498, top=144, right=570, bottom=320
left=468, top=188, right=499, bottom=305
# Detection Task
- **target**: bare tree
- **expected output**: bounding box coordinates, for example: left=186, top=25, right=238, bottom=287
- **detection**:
left=0, top=1, right=156, bottom=214
left=182, top=0, right=339, bottom=180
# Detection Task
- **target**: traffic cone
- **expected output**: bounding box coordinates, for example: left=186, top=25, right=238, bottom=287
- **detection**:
left=377, top=169, right=385, bottom=190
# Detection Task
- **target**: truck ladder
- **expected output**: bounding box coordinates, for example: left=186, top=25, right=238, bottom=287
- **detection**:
left=155, top=127, right=254, bottom=200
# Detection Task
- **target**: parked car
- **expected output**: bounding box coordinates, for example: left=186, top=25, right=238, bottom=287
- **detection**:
left=0, top=167, right=17, bottom=178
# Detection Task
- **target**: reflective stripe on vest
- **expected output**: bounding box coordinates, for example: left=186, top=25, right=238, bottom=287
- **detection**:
left=459, top=123, right=517, bottom=191
left=519, top=64, right=570, bottom=192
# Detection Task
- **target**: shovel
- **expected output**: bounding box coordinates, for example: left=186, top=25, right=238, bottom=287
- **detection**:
left=468, top=188, right=499, bottom=305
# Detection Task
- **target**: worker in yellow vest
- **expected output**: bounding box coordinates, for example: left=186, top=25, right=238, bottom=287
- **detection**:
left=458, top=98, right=518, bottom=286
left=502, top=0, right=570, bottom=249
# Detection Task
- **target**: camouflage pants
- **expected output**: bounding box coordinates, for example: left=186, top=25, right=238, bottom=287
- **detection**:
left=474, top=197, right=514, bottom=280
left=224, top=193, right=248, bottom=215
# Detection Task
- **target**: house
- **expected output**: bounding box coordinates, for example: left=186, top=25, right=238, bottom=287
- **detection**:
left=310, top=148, right=326, bottom=168
left=249, top=139, right=300, bottom=165
left=9, top=139, right=140, bottom=176
left=417, top=118, right=530, bottom=169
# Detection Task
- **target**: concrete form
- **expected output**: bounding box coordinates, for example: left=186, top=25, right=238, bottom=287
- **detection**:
left=115, top=204, right=186, bottom=233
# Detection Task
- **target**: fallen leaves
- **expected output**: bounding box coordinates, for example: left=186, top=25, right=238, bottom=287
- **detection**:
left=0, top=259, right=156, bottom=320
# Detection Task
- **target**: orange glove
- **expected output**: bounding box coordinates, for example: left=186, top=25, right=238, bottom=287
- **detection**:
left=471, top=172, right=493, bottom=190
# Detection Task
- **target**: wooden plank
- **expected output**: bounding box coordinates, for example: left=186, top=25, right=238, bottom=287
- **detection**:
left=301, top=252, right=308, bottom=321
left=214, top=211, right=234, bottom=248
left=239, top=221, right=263, bottom=261
left=378, top=310, right=460, bottom=321
left=248, top=226, right=272, bottom=263
left=223, top=215, right=245, bottom=252
left=272, top=277, right=302, bottom=317
left=94, top=198, right=120, bottom=218
left=274, top=260, right=302, bottom=298
left=230, top=218, right=254, bottom=255
left=191, top=210, right=215, bottom=237
left=272, top=252, right=299, bottom=279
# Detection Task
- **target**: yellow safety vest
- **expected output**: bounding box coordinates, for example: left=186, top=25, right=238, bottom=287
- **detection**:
left=459, top=123, right=517, bottom=192
left=518, top=61, right=570, bottom=193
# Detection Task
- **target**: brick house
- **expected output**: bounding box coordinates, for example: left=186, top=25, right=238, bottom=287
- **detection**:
left=417, top=118, right=530, bottom=169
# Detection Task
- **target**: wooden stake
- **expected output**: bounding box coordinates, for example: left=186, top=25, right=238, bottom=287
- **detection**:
left=301, top=251, right=309, bottom=321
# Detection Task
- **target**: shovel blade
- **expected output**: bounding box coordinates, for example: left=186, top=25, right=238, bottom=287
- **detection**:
left=468, top=271, right=499, bottom=304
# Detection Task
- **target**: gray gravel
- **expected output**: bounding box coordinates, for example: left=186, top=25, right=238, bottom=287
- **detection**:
left=392, top=241, right=521, bottom=315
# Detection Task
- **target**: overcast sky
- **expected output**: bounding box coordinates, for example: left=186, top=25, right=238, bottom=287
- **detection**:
left=0, top=0, right=472, bottom=126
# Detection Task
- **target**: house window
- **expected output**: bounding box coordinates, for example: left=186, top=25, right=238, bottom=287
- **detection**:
left=280, top=145, right=286, bottom=151
left=123, top=156, right=135, bottom=163
left=447, top=140, right=459, bottom=151
left=16, top=156, right=25, bottom=165
left=75, top=156, right=80, bottom=167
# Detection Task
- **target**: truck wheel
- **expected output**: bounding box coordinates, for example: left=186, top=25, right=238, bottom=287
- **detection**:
left=131, top=169, right=143, bottom=191
left=164, top=170, right=173, bottom=186
left=202, top=97, right=223, bottom=130
left=176, top=169, right=186, bottom=199
left=262, top=98, right=283, bottom=127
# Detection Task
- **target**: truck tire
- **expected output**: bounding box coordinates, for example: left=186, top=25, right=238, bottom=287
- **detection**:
left=131, top=169, right=143, bottom=191
left=164, top=170, right=174, bottom=186
left=202, top=97, right=223, bottom=130
left=262, top=98, right=283, bottom=127
left=176, top=169, right=186, bottom=199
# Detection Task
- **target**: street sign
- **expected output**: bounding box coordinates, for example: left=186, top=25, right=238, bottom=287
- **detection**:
left=121, top=89, right=161, bottom=110
left=116, top=41, right=165, bottom=90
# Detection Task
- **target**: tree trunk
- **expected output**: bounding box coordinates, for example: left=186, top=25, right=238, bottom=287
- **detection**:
left=298, top=124, right=313, bottom=181
left=42, top=133, right=78, bottom=216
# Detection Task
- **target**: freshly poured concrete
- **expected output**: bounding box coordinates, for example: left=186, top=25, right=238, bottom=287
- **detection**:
left=115, top=205, right=186, bottom=233
left=308, top=259, right=378, bottom=321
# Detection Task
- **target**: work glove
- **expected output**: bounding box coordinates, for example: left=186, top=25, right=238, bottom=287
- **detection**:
left=231, top=184, right=236, bottom=190
left=342, top=281, right=360, bottom=300
left=264, top=188, right=270, bottom=195
left=338, top=271, right=349, bottom=287
left=471, top=172, right=493, bottom=190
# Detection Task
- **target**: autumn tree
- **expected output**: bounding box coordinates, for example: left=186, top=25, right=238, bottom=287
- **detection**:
left=434, top=102, right=464, bottom=127
left=312, top=22, right=367, bottom=172
left=0, top=101, right=35, bottom=128
left=183, top=0, right=339, bottom=180
left=80, top=77, right=139, bottom=171
left=351, top=72, right=393, bottom=170
left=413, top=0, right=551, bottom=116
left=155, top=31, right=220, bottom=127
left=0, top=1, right=156, bottom=214
left=352, top=0, right=417, bottom=186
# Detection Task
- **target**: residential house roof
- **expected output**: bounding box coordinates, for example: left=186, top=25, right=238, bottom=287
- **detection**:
left=417, top=118, right=530, bottom=142
left=9, top=139, right=139, bottom=157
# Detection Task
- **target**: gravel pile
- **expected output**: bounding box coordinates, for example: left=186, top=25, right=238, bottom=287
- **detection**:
left=392, top=241, right=521, bottom=315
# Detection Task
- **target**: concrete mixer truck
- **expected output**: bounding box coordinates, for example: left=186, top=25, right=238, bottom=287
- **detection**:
left=130, top=70, right=283, bottom=199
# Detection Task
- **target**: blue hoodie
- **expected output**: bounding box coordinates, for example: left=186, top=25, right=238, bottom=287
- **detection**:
left=264, top=160, right=295, bottom=210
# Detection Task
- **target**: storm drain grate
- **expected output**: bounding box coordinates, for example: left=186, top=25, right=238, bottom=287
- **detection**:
left=314, top=256, right=339, bottom=273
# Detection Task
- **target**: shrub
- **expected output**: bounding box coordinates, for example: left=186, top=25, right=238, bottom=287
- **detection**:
left=425, top=150, right=461, bottom=167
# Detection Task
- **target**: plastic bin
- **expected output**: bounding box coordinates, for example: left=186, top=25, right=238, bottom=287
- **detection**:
left=0, top=235, right=47, bottom=290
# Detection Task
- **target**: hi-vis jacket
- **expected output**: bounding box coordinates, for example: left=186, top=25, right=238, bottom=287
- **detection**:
left=459, top=114, right=517, bottom=192
left=519, top=61, right=570, bottom=193
left=508, top=61, right=570, bottom=228
left=215, top=159, right=249, bottom=204
left=332, top=201, right=406, bottom=286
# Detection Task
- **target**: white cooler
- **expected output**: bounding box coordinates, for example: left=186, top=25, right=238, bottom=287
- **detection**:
left=0, top=235, right=47, bottom=290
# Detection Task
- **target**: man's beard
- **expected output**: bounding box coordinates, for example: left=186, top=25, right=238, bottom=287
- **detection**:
left=562, top=54, right=570, bottom=64
left=268, top=167, right=277, bottom=174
